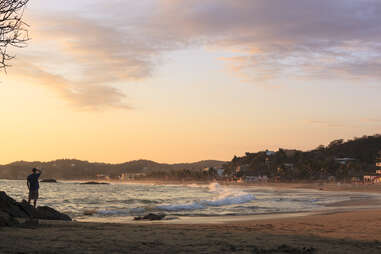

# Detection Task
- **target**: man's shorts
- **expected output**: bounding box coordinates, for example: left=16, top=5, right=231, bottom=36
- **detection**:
left=29, top=190, right=39, bottom=200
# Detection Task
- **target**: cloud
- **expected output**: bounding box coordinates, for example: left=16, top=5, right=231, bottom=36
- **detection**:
left=150, top=0, right=381, bottom=82
left=11, top=13, right=164, bottom=110
left=11, top=60, right=130, bottom=110
left=12, top=0, right=381, bottom=108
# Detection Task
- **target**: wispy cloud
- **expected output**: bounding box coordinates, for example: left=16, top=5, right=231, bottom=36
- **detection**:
left=12, top=60, right=130, bottom=110
left=12, top=0, right=381, bottom=108
left=149, top=0, right=381, bottom=82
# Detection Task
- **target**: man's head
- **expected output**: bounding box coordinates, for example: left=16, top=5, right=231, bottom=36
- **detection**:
left=32, top=168, right=37, bottom=173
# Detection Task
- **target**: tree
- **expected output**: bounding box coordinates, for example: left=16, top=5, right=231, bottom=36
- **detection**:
left=0, top=0, right=29, bottom=70
left=328, top=139, right=344, bottom=149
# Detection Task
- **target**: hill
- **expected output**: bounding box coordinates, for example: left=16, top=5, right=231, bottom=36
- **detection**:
left=0, top=159, right=225, bottom=180
left=223, top=134, right=381, bottom=181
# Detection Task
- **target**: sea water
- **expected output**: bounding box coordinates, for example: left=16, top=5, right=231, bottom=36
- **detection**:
left=0, top=180, right=376, bottom=221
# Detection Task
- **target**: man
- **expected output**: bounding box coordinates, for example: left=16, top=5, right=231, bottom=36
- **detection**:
left=27, top=168, right=42, bottom=208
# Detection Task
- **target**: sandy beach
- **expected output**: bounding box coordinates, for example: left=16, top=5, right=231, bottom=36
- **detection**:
left=2, top=194, right=381, bottom=254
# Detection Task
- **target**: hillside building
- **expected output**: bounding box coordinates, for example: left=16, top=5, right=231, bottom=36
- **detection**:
left=363, top=156, right=381, bottom=184
left=334, top=158, right=355, bottom=165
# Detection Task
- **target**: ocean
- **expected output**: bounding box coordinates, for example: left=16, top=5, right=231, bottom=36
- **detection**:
left=0, top=180, right=375, bottom=222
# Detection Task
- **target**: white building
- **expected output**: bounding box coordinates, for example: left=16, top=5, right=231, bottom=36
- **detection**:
left=334, top=158, right=355, bottom=165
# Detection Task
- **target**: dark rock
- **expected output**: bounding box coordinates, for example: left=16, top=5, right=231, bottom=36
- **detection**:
left=18, top=200, right=40, bottom=217
left=41, top=179, right=57, bottom=183
left=80, top=181, right=110, bottom=185
left=83, top=209, right=96, bottom=216
left=134, top=213, right=166, bottom=221
left=0, top=191, right=71, bottom=227
left=0, top=191, right=29, bottom=218
left=0, top=210, right=19, bottom=227
left=17, top=200, right=71, bottom=221
left=35, top=206, right=71, bottom=221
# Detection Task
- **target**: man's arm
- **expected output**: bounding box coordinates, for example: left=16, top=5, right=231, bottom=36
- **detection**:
left=27, top=179, right=30, bottom=190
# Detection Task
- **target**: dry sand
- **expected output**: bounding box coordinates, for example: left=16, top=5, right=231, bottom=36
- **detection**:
left=1, top=209, right=381, bottom=253
left=2, top=184, right=381, bottom=253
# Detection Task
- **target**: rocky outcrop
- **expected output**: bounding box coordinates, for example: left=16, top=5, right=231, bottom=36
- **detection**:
left=35, top=206, right=71, bottom=221
left=0, top=210, right=19, bottom=227
left=0, top=191, right=71, bottom=227
left=134, top=213, right=166, bottom=221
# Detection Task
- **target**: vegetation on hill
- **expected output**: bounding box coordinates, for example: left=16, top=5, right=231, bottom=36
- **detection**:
left=0, top=159, right=225, bottom=180
left=1, top=135, right=381, bottom=182
left=223, top=134, right=381, bottom=181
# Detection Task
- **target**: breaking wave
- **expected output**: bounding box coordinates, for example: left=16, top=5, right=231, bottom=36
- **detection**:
left=156, top=183, right=255, bottom=211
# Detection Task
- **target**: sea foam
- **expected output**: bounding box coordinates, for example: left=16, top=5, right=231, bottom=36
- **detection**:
left=156, top=183, right=255, bottom=211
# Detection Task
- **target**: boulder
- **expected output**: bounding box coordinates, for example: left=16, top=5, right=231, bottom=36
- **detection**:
left=35, top=206, right=71, bottom=221
left=134, top=213, right=166, bottom=221
left=0, top=210, right=19, bottom=227
left=0, top=191, right=71, bottom=227
left=0, top=192, right=29, bottom=218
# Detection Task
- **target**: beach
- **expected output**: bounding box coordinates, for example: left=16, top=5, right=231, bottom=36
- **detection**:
left=1, top=209, right=381, bottom=253
left=2, top=187, right=381, bottom=254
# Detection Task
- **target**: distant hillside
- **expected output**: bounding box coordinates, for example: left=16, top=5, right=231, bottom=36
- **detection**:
left=224, top=134, right=381, bottom=181
left=0, top=159, right=225, bottom=180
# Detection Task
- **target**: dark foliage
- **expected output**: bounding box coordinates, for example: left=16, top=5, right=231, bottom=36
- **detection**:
left=224, top=134, right=381, bottom=181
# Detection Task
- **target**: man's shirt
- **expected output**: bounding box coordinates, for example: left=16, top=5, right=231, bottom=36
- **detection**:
left=27, top=173, right=41, bottom=191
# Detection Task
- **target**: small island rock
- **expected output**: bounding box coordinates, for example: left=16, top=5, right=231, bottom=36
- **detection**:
left=134, top=213, right=166, bottom=221
left=80, top=181, right=110, bottom=185
left=41, top=179, right=57, bottom=183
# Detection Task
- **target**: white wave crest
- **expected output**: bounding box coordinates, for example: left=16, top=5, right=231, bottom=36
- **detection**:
left=156, top=183, right=255, bottom=211
left=205, top=193, right=254, bottom=207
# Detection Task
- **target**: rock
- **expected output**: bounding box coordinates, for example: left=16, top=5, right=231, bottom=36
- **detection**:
left=18, top=200, right=40, bottom=218
left=41, top=179, right=57, bottom=183
left=35, top=206, right=71, bottom=221
left=0, top=210, right=19, bottom=227
left=83, top=209, right=97, bottom=216
left=134, top=213, right=166, bottom=221
left=0, top=191, right=72, bottom=227
left=0, top=192, right=29, bottom=218
left=80, top=181, right=110, bottom=185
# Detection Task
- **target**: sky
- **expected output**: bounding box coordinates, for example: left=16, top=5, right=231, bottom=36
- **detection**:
left=1, top=0, right=381, bottom=164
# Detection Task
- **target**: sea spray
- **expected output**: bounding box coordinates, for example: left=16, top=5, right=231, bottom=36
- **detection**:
left=156, top=183, right=255, bottom=212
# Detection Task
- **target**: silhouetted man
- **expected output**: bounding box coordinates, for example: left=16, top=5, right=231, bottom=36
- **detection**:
left=27, top=168, right=42, bottom=208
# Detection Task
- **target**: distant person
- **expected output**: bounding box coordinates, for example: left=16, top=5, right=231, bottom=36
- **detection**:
left=27, top=168, right=42, bottom=208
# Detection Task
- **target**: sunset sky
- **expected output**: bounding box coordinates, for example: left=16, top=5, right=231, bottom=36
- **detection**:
left=1, top=0, right=381, bottom=164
